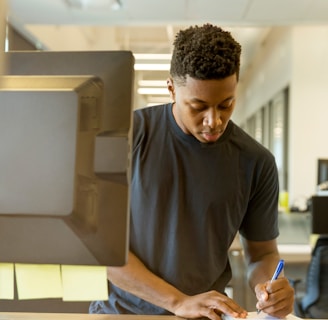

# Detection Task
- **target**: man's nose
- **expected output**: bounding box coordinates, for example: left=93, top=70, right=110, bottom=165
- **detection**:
left=203, top=108, right=222, bottom=128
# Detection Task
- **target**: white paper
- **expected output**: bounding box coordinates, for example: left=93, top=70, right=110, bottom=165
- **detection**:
left=222, top=311, right=302, bottom=320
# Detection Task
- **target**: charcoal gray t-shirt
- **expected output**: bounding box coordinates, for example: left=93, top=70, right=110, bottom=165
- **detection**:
left=90, top=103, right=279, bottom=315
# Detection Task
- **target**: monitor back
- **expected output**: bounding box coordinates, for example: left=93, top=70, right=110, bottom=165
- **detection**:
left=0, top=51, right=134, bottom=266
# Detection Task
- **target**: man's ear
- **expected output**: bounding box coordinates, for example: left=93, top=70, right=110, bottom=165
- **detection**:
left=166, top=77, right=175, bottom=102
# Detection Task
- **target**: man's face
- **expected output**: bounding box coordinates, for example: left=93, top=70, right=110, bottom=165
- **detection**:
left=167, top=74, right=238, bottom=143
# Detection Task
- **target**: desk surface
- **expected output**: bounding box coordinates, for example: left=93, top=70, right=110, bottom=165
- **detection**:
left=0, top=313, right=180, bottom=320
left=0, top=313, right=315, bottom=320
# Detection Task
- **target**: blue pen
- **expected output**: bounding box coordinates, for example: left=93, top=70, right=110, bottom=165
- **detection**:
left=270, top=259, right=285, bottom=282
left=257, top=259, right=285, bottom=313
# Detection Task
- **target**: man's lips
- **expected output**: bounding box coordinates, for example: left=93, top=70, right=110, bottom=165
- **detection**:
left=202, top=130, right=223, bottom=142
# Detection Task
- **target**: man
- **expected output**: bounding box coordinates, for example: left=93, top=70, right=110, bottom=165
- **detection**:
left=90, top=24, right=294, bottom=320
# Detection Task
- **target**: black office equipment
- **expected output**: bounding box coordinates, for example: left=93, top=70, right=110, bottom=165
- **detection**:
left=311, top=196, right=328, bottom=235
left=317, top=159, right=328, bottom=186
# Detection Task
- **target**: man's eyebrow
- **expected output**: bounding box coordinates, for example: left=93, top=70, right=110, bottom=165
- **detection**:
left=189, top=96, right=235, bottom=104
left=189, top=97, right=207, bottom=103
left=221, top=96, right=235, bottom=103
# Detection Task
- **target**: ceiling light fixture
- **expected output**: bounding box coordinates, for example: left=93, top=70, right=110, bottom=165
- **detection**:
left=138, top=80, right=167, bottom=87
left=134, top=64, right=170, bottom=71
left=64, top=0, right=122, bottom=10
left=137, top=88, right=169, bottom=95
left=134, top=53, right=172, bottom=60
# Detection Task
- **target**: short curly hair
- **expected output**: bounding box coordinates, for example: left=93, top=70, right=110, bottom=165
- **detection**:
left=170, top=24, right=241, bottom=85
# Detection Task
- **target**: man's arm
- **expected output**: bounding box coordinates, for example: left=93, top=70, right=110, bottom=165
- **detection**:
left=241, top=237, right=294, bottom=317
left=107, top=251, right=247, bottom=320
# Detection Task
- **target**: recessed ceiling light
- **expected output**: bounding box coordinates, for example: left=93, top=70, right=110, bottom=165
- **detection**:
left=64, top=0, right=122, bottom=10
left=138, top=80, right=167, bottom=87
left=137, top=88, right=169, bottom=95
left=134, top=54, right=172, bottom=60
left=134, top=64, right=170, bottom=71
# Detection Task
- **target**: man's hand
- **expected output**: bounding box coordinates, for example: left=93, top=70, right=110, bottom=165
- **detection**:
left=173, top=290, right=247, bottom=320
left=255, top=277, right=294, bottom=318
left=108, top=252, right=247, bottom=320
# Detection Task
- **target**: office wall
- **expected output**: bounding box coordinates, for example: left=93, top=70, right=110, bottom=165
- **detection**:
left=234, top=27, right=292, bottom=123
left=289, top=26, right=328, bottom=203
left=235, top=25, right=328, bottom=206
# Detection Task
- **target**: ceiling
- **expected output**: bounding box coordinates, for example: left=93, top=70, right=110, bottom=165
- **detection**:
left=5, top=0, right=328, bottom=106
left=7, top=0, right=328, bottom=26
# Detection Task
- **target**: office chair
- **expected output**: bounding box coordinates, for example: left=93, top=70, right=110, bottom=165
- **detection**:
left=292, top=236, right=328, bottom=318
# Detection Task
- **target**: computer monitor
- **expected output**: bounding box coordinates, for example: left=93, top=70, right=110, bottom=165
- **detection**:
left=311, top=195, right=328, bottom=235
left=0, top=51, right=134, bottom=266
left=318, top=158, right=328, bottom=185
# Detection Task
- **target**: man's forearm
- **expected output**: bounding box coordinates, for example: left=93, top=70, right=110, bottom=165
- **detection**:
left=106, top=251, right=187, bottom=313
left=246, top=253, right=281, bottom=290
left=240, top=237, right=281, bottom=290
